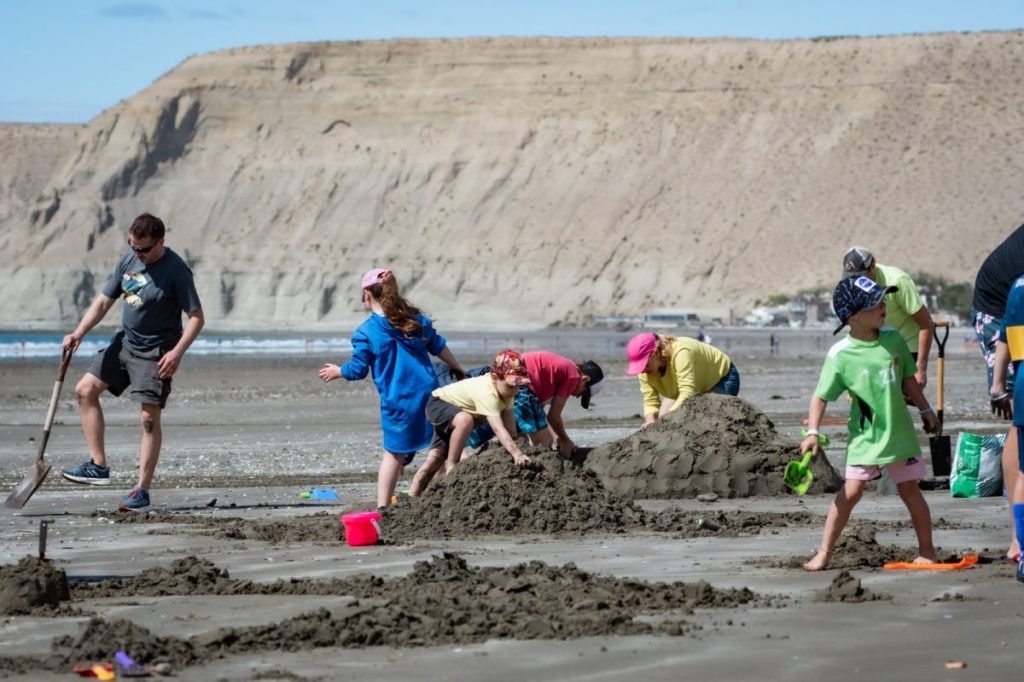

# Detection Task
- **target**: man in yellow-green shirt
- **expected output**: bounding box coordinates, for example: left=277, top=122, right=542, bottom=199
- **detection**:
left=842, top=246, right=934, bottom=389
left=626, top=333, right=740, bottom=426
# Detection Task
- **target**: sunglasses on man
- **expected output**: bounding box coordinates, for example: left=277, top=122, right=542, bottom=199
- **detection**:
left=128, top=241, right=158, bottom=254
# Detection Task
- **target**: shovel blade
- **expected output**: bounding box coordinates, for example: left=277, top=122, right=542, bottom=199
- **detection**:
left=4, top=461, right=52, bottom=509
left=783, top=461, right=814, bottom=495
left=929, top=435, right=952, bottom=477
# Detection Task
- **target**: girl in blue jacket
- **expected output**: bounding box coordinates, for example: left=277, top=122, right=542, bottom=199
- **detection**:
left=319, top=268, right=465, bottom=507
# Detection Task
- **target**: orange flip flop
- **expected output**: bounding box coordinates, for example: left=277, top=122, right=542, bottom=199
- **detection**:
left=883, top=554, right=979, bottom=571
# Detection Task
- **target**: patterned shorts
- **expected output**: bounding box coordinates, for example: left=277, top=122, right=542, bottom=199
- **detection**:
left=467, top=387, right=548, bottom=449
left=973, top=309, right=1015, bottom=393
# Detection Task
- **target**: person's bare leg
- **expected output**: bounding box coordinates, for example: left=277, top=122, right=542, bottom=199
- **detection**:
left=805, top=480, right=865, bottom=571
left=1014, top=457, right=1024, bottom=558
left=444, top=412, right=474, bottom=474
left=376, top=452, right=403, bottom=508
left=77, top=374, right=109, bottom=467
left=137, top=404, right=162, bottom=490
left=897, top=480, right=937, bottom=562
left=1003, top=427, right=1020, bottom=559
left=411, top=449, right=444, bottom=496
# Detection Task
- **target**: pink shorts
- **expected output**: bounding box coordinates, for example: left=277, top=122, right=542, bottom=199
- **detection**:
left=844, top=457, right=927, bottom=484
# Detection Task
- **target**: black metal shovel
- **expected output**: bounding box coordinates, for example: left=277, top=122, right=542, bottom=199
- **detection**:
left=4, top=348, right=73, bottom=509
left=929, top=321, right=951, bottom=476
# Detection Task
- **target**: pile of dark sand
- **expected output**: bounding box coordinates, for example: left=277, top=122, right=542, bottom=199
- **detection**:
left=583, top=394, right=843, bottom=499
left=0, top=556, right=71, bottom=615
left=379, top=449, right=648, bottom=542
left=815, top=571, right=890, bottom=603
left=92, top=453, right=824, bottom=544
left=7, top=554, right=768, bottom=675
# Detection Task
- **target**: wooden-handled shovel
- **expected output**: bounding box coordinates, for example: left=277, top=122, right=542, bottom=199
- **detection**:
left=4, top=347, right=74, bottom=509
left=929, top=321, right=951, bottom=476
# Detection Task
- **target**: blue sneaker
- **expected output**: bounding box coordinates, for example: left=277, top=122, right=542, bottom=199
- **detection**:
left=61, top=460, right=111, bottom=485
left=119, top=487, right=151, bottom=512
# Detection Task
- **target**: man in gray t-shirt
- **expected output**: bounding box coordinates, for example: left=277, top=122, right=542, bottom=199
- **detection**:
left=61, top=213, right=204, bottom=511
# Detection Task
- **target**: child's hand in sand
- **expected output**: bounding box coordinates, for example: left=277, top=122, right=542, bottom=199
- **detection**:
left=318, top=363, right=341, bottom=382
left=512, top=452, right=531, bottom=466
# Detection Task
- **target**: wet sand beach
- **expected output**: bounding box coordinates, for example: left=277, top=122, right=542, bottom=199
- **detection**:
left=0, top=332, right=1019, bottom=680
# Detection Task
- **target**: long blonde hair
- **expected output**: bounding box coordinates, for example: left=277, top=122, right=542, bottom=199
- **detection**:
left=365, top=272, right=424, bottom=337
left=654, top=334, right=676, bottom=362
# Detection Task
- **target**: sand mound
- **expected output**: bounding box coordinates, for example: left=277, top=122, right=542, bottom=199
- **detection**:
left=52, top=618, right=195, bottom=670
left=815, top=571, right=889, bottom=603
left=583, top=394, right=843, bottom=499
left=15, top=554, right=768, bottom=674
left=380, top=450, right=648, bottom=542
left=0, top=556, right=71, bottom=615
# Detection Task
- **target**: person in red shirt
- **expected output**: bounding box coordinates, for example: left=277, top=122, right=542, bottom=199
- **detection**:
left=460, top=352, right=603, bottom=457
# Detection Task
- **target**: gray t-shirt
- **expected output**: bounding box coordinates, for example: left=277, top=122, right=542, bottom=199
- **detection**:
left=101, top=248, right=202, bottom=354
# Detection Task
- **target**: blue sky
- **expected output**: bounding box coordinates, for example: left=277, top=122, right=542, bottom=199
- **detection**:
left=3, top=1, right=1024, bottom=123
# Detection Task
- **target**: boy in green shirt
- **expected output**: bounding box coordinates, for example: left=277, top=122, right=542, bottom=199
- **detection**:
left=802, top=276, right=940, bottom=571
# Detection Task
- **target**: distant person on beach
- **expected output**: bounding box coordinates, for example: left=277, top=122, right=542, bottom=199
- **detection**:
left=801, top=276, right=939, bottom=571
left=988, top=273, right=1024, bottom=582
left=974, top=224, right=1024, bottom=565
left=318, top=268, right=465, bottom=509
left=461, top=352, right=605, bottom=457
left=842, top=246, right=934, bottom=389
left=625, top=332, right=739, bottom=427
left=413, top=349, right=532, bottom=493
left=60, top=213, right=204, bottom=511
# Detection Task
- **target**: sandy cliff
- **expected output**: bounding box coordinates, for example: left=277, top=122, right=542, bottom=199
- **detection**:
left=2, top=34, right=1024, bottom=331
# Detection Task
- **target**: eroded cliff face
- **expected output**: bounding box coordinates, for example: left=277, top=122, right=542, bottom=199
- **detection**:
left=3, top=34, right=1024, bottom=331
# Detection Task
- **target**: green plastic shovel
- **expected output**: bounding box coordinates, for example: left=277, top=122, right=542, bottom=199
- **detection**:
left=783, top=431, right=830, bottom=495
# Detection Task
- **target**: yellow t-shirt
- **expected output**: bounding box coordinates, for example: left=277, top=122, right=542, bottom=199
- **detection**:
left=874, top=263, right=925, bottom=352
left=432, top=374, right=513, bottom=416
left=638, top=338, right=732, bottom=415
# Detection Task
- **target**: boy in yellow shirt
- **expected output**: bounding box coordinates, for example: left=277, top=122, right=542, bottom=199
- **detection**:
left=411, top=349, right=532, bottom=495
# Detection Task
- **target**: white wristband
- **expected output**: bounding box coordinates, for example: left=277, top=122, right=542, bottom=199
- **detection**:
left=918, top=407, right=934, bottom=415
left=805, top=428, right=819, bottom=436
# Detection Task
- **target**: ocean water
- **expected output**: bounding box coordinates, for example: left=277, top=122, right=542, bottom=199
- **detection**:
left=0, top=325, right=976, bottom=361
left=0, top=332, right=353, bottom=360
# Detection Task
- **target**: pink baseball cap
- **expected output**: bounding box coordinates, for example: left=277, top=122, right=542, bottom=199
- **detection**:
left=626, top=333, right=657, bottom=375
left=360, top=268, right=392, bottom=289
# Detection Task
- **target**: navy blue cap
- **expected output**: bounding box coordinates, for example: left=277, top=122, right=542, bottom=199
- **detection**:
left=832, top=276, right=897, bottom=334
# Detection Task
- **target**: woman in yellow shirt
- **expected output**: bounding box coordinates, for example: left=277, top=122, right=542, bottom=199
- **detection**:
left=626, top=332, right=740, bottom=426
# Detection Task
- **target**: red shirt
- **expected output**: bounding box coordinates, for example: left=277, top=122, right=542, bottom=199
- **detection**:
left=524, top=351, right=580, bottom=404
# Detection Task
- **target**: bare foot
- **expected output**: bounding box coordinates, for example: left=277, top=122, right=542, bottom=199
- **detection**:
left=803, top=548, right=831, bottom=571
left=913, top=548, right=938, bottom=564
left=1008, top=541, right=1021, bottom=562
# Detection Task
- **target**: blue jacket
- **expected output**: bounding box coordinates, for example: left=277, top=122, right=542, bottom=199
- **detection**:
left=1000, top=275, right=1024, bottom=426
left=342, top=313, right=447, bottom=453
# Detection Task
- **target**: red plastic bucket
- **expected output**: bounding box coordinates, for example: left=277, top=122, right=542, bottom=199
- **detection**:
left=341, top=511, right=381, bottom=546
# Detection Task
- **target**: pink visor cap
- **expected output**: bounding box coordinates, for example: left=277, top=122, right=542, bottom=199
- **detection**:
left=360, top=268, right=391, bottom=289
left=626, top=333, right=658, bottom=375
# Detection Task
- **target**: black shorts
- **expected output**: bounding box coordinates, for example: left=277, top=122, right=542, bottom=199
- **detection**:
left=425, top=396, right=483, bottom=452
left=87, top=332, right=172, bottom=408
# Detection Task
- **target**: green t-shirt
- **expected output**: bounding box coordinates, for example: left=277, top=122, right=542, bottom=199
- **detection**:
left=814, top=329, right=920, bottom=465
left=874, top=263, right=924, bottom=352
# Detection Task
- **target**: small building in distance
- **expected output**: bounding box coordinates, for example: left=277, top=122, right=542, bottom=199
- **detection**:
left=643, top=307, right=733, bottom=328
